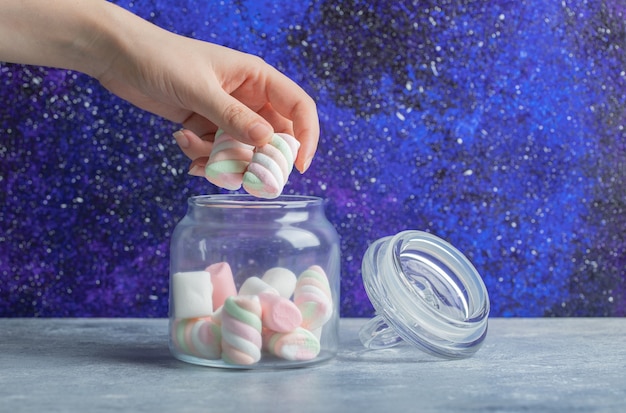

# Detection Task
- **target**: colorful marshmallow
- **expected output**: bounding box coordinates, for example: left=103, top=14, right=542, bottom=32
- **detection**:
left=204, top=130, right=255, bottom=190
left=220, top=295, right=263, bottom=365
left=238, top=276, right=302, bottom=333
left=294, top=265, right=333, bottom=331
left=202, top=129, right=301, bottom=199
left=258, top=291, right=302, bottom=333
left=206, top=261, right=237, bottom=311
left=264, top=327, right=321, bottom=361
left=171, top=262, right=334, bottom=365
left=171, top=317, right=222, bottom=360
left=243, top=133, right=301, bottom=199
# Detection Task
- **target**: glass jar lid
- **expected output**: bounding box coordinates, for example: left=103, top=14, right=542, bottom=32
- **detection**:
left=359, top=230, right=490, bottom=359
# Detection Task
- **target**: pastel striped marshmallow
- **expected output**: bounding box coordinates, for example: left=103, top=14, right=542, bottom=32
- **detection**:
left=171, top=317, right=222, bottom=360
left=242, top=133, right=301, bottom=199
left=221, top=295, right=263, bottom=365
left=264, top=327, right=321, bottom=361
left=205, top=130, right=254, bottom=190
left=294, top=265, right=333, bottom=331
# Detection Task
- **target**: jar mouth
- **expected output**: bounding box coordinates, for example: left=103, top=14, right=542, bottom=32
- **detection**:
left=189, top=194, right=324, bottom=209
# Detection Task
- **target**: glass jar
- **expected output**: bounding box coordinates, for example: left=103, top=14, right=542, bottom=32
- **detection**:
left=169, top=194, right=340, bottom=369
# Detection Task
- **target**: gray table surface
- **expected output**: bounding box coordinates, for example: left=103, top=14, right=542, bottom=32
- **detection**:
left=1, top=318, right=625, bottom=413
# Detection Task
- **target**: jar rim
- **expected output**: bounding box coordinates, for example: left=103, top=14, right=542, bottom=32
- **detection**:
left=189, top=194, right=324, bottom=209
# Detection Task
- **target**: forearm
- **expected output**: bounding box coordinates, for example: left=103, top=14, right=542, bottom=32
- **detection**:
left=0, top=0, right=141, bottom=78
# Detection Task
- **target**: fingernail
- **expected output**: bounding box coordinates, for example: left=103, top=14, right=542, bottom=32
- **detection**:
left=300, top=157, right=313, bottom=174
left=188, top=165, right=205, bottom=177
left=248, top=123, right=273, bottom=144
left=173, top=130, right=190, bottom=149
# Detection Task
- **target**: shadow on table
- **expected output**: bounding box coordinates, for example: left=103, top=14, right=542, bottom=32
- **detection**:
left=337, top=336, right=448, bottom=364
left=3, top=319, right=189, bottom=370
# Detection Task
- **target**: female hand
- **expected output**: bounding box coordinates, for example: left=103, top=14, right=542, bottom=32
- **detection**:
left=98, top=27, right=319, bottom=174
left=95, top=7, right=319, bottom=174
left=0, top=0, right=319, bottom=174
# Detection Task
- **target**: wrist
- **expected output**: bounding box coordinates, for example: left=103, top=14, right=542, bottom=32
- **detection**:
left=79, top=3, right=170, bottom=81
left=65, top=1, right=132, bottom=79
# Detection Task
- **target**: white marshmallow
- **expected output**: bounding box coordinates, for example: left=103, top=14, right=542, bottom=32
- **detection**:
left=261, top=267, right=297, bottom=299
left=238, top=276, right=278, bottom=296
left=172, top=271, right=213, bottom=318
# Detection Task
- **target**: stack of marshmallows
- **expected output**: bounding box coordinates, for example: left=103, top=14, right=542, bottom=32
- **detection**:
left=171, top=262, right=333, bottom=365
left=204, top=129, right=300, bottom=199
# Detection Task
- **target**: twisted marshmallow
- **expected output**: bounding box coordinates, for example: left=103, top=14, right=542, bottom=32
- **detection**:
left=242, top=133, right=300, bottom=199
left=205, top=130, right=254, bottom=190
left=294, top=265, right=333, bottom=331
left=221, top=295, right=263, bottom=365
left=264, top=327, right=321, bottom=361
left=171, top=317, right=222, bottom=360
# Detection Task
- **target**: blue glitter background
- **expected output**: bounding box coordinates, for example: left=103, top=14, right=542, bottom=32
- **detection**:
left=1, top=0, right=624, bottom=317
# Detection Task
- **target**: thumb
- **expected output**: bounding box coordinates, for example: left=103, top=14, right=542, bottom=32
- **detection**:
left=208, top=92, right=274, bottom=146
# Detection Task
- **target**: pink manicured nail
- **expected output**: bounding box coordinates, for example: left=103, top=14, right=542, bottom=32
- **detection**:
left=188, top=165, right=205, bottom=177
left=300, top=157, right=313, bottom=174
left=173, top=130, right=190, bottom=149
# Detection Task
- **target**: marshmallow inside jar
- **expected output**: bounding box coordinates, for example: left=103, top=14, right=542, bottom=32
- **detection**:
left=168, top=194, right=340, bottom=369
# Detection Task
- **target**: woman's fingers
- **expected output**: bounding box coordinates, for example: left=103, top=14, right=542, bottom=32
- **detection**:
left=173, top=129, right=213, bottom=161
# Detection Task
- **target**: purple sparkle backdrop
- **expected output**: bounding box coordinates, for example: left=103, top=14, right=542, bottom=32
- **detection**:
left=1, top=0, right=624, bottom=317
